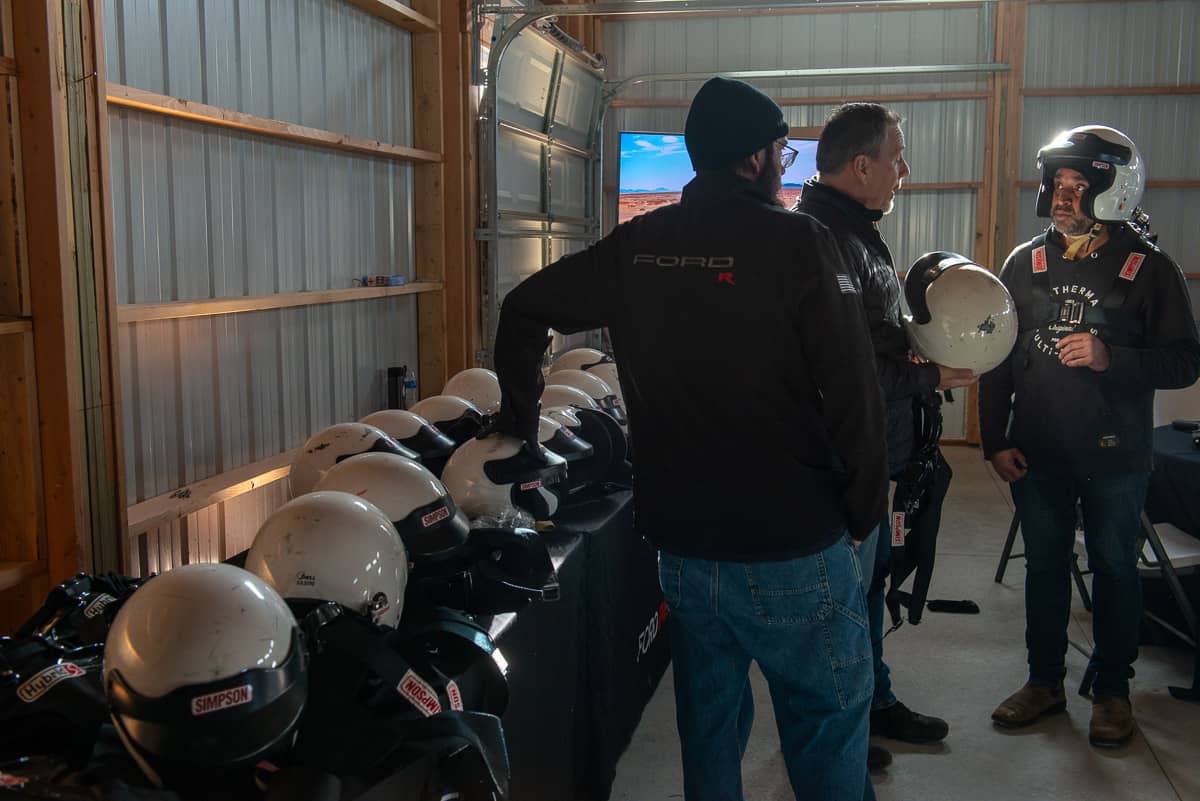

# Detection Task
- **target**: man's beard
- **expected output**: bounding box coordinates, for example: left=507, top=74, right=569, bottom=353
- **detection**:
left=1054, top=209, right=1094, bottom=236
left=756, top=161, right=783, bottom=203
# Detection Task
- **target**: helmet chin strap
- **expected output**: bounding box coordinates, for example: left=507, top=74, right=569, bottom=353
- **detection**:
left=1061, top=222, right=1105, bottom=260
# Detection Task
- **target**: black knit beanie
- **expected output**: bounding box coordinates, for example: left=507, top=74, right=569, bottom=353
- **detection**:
left=684, top=77, right=788, bottom=171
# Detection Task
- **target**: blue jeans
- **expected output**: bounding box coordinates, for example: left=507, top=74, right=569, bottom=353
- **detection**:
left=659, top=534, right=875, bottom=801
left=1011, top=466, right=1149, bottom=698
left=860, top=521, right=897, bottom=711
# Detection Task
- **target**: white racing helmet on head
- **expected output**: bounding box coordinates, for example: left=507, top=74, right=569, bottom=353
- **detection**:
left=443, top=368, right=502, bottom=415
left=245, top=490, right=409, bottom=627
left=548, top=369, right=627, bottom=427
left=1035, top=125, right=1145, bottom=222
left=103, top=564, right=307, bottom=787
left=409, top=394, right=488, bottom=446
left=289, top=422, right=419, bottom=497
left=440, top=434, right=567, bottom=522
left=314, top=452, right=470, bottom=561
left=550, top=348, right=624, bottom=407
left=903, top=251, right=1018, bottom=374
left=359, top=409, right=457, bottom=476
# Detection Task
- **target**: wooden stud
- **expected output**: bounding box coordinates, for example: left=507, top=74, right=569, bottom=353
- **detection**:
left=14, top=0, right=88, bottom=584
left=612, top=90, right=992, bottom=109
left=593, top=2, right=984, bottom=21
left=0, top=331, right=43, bottom=567
left=0, top=318, right=32, bottom=335
left=0, top=57, right=14, bottom=76
left=0, top=73, right=29, bottom=317
left=1021, top=85, right=1200, bottom=97
left=342, top=0, right=438, bottom=34
left=440, top=1, right=471, bottom=377
left=127, top=449, right=298, bottom=537
left=107, top=84, right=442, bottom=164
left=117, top=282, right=444, bottom=324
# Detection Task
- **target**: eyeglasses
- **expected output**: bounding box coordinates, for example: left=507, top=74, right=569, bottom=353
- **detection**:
left=780, top=142, right=798, bottom=171
left=1053, top=181, right=1088, bottom=197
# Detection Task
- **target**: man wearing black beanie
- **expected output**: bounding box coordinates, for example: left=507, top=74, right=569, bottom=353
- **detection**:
left=493, top=77, right=885, bottom=801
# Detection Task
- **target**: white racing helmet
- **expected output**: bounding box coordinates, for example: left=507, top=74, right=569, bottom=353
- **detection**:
left=548, top=369, right=627, bottom=427
left=245, top=490, right=409, bottom=627
left=541, top=383, right=601, bottom=411
left=359, top=409, right=457, bottom=476
left=103, top=564, right=307, bottom=787
left=443, top=368, right=502, bottom=415
left=1035, top=125, right=1145, bottom=222
left=537, top=413, right=593, bottom=463
left=550, top=348, right=624, bottom=407
left=543, top=406, right=628, bottom=490
left=409, top=394, right=488, bottom=446
left=289, top=422, right=419, bottom=497
left=440, top=434, right=567, bottom=522
left=903, top=251, right=1018, bottom=374
left=314, top=452, right=470, bottom=561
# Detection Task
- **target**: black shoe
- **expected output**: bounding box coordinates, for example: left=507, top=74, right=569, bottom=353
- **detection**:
left=871, top=700, right=949, bottom=743
left=868, top=744, right=892, bottom=772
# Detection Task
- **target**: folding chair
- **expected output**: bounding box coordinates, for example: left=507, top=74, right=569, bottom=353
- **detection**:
left=994, top=509, right=1091, bottom=611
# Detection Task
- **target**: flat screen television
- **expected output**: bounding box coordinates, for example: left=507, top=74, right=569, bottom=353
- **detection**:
left=618, top=131, right=819, bottom=223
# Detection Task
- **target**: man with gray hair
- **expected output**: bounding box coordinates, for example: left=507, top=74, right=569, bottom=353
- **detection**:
left=795, top=102, right=975, bottom=768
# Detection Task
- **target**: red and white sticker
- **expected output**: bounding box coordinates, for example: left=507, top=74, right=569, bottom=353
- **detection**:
left=891, top=512, right=906, bottom=547
left=1092, top=160, right=1111, bottom=170
left=397, top=670, right=442, bottom=717
left=1032, top=245, right=1047, bottom=274
left=191, top=684, right=253, bottom=716
left=421, top=506, right=451, bottom=527
left=446, top=679, right=464, bottom=711
left=17, top=662, right=87, bottom=703
left=0, top=772, right=30, bottom=787
left=518, top=479, right=543, bottom=491
left=1119, top=252, right=1145, bottom=281
left=83, top=593, right=118, bottom=619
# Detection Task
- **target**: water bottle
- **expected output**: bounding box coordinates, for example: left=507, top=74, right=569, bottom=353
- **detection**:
left=403, top=366, right=419, bottom=409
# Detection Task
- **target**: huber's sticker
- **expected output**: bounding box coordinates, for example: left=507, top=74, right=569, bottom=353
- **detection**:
left=891, top=512, right=906, bottom=547
left=1032, top=246, right=1047, bottom=274
left=1119, top=252, right=1145, bottom=281
left=397, top=670, right=442, bottom=717
left=17, top=662, right=87, bottom=703
left=190, top=684, right=253, bottom=716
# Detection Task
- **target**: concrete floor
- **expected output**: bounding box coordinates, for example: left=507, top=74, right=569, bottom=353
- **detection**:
left=608, top=445, right=1200, bottom=801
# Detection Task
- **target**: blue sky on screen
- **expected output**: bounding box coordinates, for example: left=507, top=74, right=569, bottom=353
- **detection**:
left=619, top=132, right=819, bottom=192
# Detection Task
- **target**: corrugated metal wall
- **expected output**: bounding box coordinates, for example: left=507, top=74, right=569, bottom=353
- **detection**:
left=105, top=0, right=420, bottom=573
left=602, top=6, right=994, bottom=438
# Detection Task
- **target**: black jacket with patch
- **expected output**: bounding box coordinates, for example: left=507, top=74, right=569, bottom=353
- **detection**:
left=494, top=172, right=888, bottom=557
left=795, top=180, right=941, bottom=476
left=979, top=224, right=1200, bottom=475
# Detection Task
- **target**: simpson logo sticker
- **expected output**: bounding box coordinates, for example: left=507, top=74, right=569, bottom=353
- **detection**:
left=891, top=512, right=906, bottom=547
left=446, top=679, right=464, bottom=711
left=518, top=479, right=543, bottom=491
left=1091, top=160, right=1111, bottom=170
left=17, top=662, right=87, bottom=703
left=83, top=592, right=118, bottom=619
left=421, top=506, right=451, bottom=527
left=397, top=670, right=441, bottom=717
left=1032, top=246, right=1048, bottom=274
left=191, top=684, right=253, bottom=716
left=1119, top=253, right=1145, bottom=281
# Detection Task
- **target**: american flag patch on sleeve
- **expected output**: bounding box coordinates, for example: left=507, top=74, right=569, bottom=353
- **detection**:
left=836, top=274, right=857, bottom=294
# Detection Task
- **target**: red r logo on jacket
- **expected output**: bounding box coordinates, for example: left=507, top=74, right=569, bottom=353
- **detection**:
left=717, top=272, right=735, bottom=286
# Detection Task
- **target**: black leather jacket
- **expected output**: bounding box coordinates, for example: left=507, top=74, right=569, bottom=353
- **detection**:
left=495, top=172, right=888, bottom=557
left=796, top=180, right=940, bottom=475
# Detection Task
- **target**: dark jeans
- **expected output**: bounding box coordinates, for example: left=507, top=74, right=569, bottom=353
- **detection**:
left=860, top=522, right=896, bottom=711
left=1011, top=466, right=1150, bottom=698
left=658, top=534, right=875, bottom=801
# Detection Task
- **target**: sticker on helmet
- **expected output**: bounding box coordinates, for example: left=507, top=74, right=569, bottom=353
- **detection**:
left=1032, top=246, right=1047, bottom=274
left=1091, top=160, right=1111, bottom=170
left=446, top=679, right=464, bottom=711
left=892, top=512, right=906, bottom=547
left=295, top=572, right=317, bottom=587
left=1118, top=253, right=1145, bottom=281
left=519, top=479, right=543, bottom=491
left=397, top=670, right=442, bottom=717
left=17, top=662, right=87, bottom=703
left=421, top=506, right=451, bottom=527
left=83, top=592, right=118, bottom=619
left=191, top=684, right=253, bottom=716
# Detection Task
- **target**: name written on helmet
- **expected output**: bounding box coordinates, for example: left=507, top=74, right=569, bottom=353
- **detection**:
left=397, top=670, right=442, bottom=717
left=632, top=254, right=734, bottom=269
left=83, top=592, right=118, bottom=619
left=17, top=662, right=87, bottom=703
left=421, top=506, right=451, bottom=527
left=190, top=684, right=253, bottom=716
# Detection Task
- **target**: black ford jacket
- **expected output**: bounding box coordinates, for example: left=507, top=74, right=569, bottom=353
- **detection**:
left=796, top=180, right=940, bottom=475
left=979, top=224, right=1200, bottom=475
left=494, top=173, right=888, bottom=560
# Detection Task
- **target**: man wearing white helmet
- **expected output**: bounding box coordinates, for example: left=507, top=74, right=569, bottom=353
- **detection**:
left=795, top=102, right=972, bottom=763
left=981, top=126, right=1200, bottom=747
left=494, top=77, right=888, bottom=801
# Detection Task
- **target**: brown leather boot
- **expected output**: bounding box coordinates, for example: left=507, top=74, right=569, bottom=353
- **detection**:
left=991, top=682, right=1066, bottom=728
left=1089, top=696, right=1134, bottom=748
